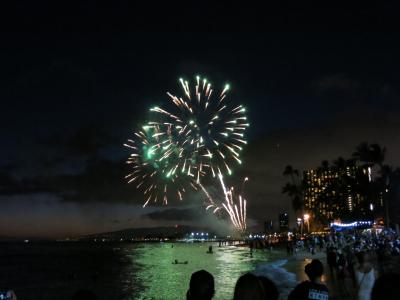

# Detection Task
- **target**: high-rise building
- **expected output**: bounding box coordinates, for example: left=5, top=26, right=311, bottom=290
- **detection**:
left=279, top=213, right=289, bottom=231
left=303, top=166, right=381, bottom=222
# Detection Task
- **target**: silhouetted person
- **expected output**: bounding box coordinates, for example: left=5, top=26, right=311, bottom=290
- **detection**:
left=288, top=259, right=328, bottom=300
left=233, top=273, right=265, bottom=300
left=355, top=251, right=376, bottom=300
left=327, top=246, right=337, bottom=279
left=71, top=289, right=96, bottom=300
left=337, top=249, right=350, bottom=296
left=186, top=270, right=214, bottom=300
left=371, top=273, right=400, bottom=300
left=287, top=241, right=292, bottom=255
left=258, top=276, right=279, bottom=300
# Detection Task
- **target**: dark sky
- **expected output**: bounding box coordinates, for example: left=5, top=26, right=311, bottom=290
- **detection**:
left=1, top=3, right=400, bottom=238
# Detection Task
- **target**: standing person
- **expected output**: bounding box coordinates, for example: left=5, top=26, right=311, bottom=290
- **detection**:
left=327, top=246, right=337, bottom=280
left=354, top=252, right=376, bottom=300
left=318, top=235, right=324, bottom=251
left=290, top=240, right=295, bottom=255
left=337, top=249, right=350, bottom=296
left=344, top=245, right=357, bottom=287
left=287, top=240, right=292, bottom=256
left=311, top=238, right=316, bottom=255
left=288, top=259, right=329, bottom=300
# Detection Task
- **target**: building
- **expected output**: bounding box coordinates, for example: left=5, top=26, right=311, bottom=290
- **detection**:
left=279, top=213, right=289, bottom=231
left=303, top=166, right=381, bottom=223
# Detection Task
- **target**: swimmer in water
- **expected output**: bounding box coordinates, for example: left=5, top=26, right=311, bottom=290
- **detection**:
left=173, top=259, right=189, bottom=264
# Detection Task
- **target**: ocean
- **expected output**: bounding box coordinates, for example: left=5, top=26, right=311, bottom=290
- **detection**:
left=0, top=242, right=297, bottom=299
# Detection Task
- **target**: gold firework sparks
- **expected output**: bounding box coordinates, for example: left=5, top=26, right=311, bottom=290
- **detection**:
left=202, top=173, right=248, bottom=233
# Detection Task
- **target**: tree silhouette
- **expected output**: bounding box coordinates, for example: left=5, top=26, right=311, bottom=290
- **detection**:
left=352, top=142, right=386, bottom=167
left=282, top=165, right=304, bottom=216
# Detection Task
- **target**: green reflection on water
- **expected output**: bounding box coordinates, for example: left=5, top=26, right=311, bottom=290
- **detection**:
left=133, top=243, right=270, bottom=300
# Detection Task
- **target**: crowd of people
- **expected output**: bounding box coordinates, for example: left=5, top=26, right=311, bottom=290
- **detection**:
left=187, top=258, right=400, bottom=300
left=323, top=228, right=400, bottom=300
left=185, top=259, right=330, bottom=299
left=286, top=228, right=400, bottom=300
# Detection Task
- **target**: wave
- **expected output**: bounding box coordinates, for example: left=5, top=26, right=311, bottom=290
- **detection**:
left=251, top=259, right=298, bottom=295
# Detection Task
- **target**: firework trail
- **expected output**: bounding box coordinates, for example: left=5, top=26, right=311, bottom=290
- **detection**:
left=149, top=76, right=249, bottom=184
left=203, top=173, right=248, bottom=233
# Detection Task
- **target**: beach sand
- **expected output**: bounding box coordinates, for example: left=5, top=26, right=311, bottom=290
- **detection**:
left=283, top=250, right=354, bottom=300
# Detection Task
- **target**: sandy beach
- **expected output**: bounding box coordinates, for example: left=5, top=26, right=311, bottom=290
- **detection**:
left=283, top=250, right=354, bottom=300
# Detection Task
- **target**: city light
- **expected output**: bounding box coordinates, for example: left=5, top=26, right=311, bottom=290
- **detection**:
left=330, top=220, right=373, bottom=228
left=303, top=214, right=310, bottom=233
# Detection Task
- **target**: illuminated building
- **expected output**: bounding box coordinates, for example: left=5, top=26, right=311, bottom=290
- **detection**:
left=303, top=166, right=380, bottom=222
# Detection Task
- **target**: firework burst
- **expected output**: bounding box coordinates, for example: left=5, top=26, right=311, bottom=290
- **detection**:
left=124, top=123, right=194, bottom=207
left=124, top=75, right=248, bottom=207
left=148, top=76, right=249, bottom=184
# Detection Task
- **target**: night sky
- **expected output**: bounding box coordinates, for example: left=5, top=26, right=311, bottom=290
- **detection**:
left=1, top=3, right=400, bottom=238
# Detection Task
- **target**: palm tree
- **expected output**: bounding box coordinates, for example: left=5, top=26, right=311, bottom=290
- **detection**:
left=283, top=165, right=299, bottom=185
left=281, top=185, right=304, bottom=217
left=281, top=182, right=297, bottom=197
left=321, top=160, right=329, bottom=170
left=352, top=142, right=372, bottom=163
left=282, top=166, right=304, bottom=216
left=369, top=144, right=386, bottom=167
left=332, top=156, right=347, bottom=171
left=352, top=142, right=386, bottom=167
left=292, top=195, right=304, bottom=215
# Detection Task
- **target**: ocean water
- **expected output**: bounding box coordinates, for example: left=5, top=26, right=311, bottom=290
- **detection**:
left=0, top=242, right=297, bottom=300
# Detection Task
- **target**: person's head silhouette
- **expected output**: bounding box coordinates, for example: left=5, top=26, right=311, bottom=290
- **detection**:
left=305, top=259, right=324, bottom=282
left=233, top=273, right=265, bottom=300
left=72, top=289, right=96, bottom=300
left=186, top=270, right=215, bottom=300
left=258, top=276, right=279, bottom=300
